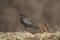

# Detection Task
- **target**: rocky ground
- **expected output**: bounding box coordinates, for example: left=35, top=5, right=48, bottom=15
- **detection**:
left=0, top=31, right=60, bottom=40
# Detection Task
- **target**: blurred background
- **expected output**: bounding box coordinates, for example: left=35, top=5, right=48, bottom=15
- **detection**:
left=0, top=0, right=60, bottom=33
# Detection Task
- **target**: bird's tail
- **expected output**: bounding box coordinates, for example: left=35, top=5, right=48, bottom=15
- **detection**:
left=30, top=24, right=39, bottom=30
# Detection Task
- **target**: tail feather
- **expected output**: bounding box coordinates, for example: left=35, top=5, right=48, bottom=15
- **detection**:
left=29, top=24, right=39, bottom=29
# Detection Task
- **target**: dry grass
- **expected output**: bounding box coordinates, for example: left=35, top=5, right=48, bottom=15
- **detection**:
left=0, top=31, right=60, bottom=40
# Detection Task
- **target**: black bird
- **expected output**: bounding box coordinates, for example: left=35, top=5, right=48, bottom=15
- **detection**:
left=20, top=11, right=39, bottom=29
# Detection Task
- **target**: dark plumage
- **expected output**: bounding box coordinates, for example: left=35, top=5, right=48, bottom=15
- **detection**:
left=20, top=11, right=39, bottom=29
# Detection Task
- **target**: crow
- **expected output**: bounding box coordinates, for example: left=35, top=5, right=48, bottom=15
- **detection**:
left=20, top=11, right=39, bottom=30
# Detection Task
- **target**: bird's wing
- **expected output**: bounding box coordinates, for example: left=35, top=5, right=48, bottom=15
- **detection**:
left=22, top=18, right=33, bottom=25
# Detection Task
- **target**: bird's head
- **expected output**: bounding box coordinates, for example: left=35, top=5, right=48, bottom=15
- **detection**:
left=20, top=11, right=24, bottom=16
left=20, top=11, right=26, bottom=18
